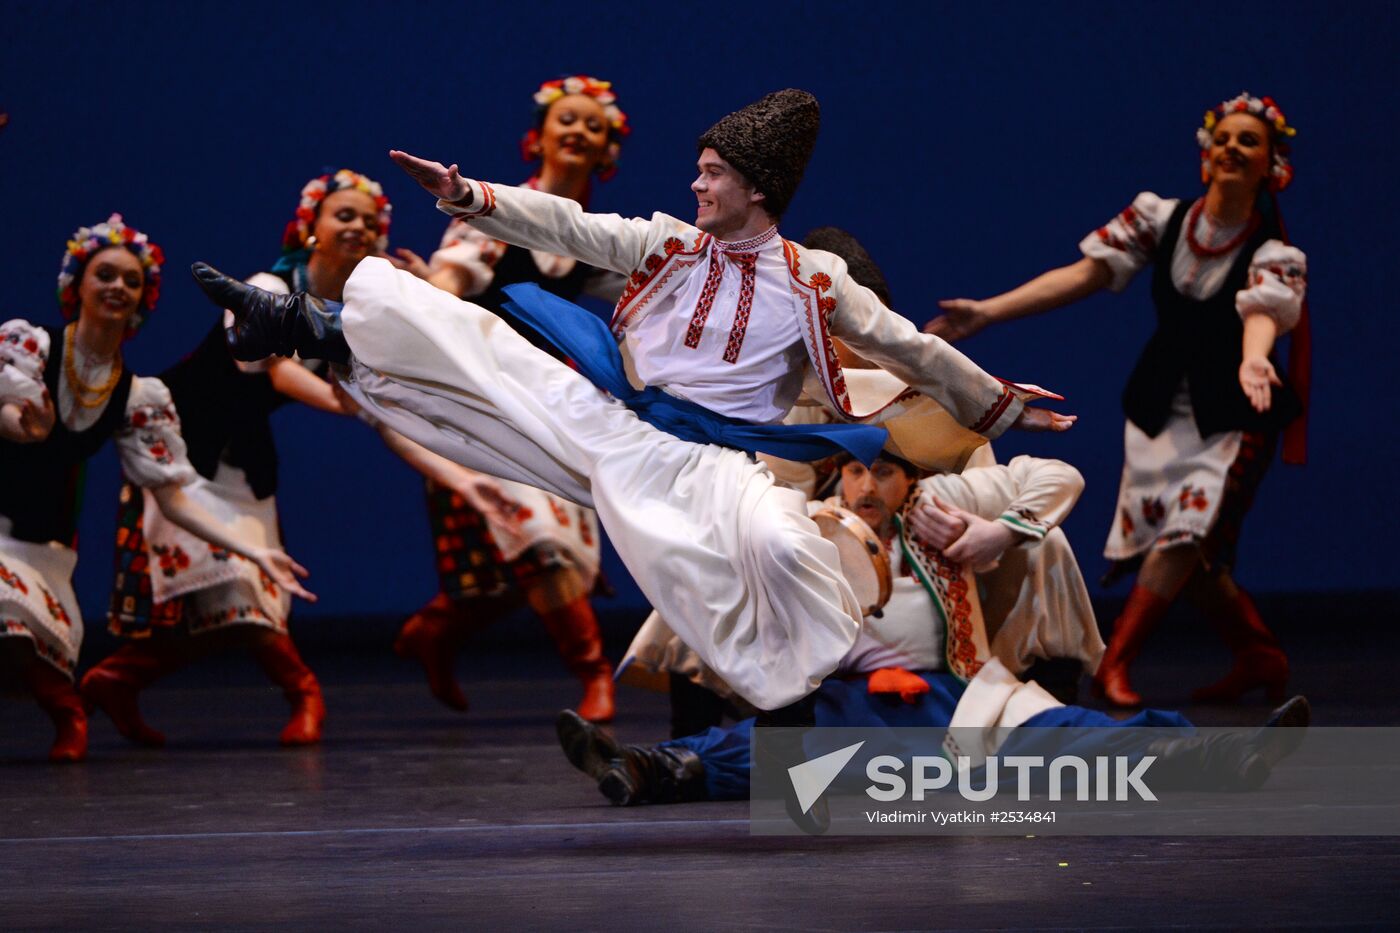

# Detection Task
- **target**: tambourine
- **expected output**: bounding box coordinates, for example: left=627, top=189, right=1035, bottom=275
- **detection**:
left=811, top=506, right=892, bottom=617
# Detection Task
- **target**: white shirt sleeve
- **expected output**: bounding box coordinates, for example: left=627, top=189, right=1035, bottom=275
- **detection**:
left=0, top=319, right=49, bottom=405
left=115, top=375, right=197, bottom=488
left=1236, top=239, right=1306, bottom=333
left=1079, top=192, right=1178, bottom=292
left=436, top=179, right=657, bottom=276
left=917, top=455, right=1084, bottom=542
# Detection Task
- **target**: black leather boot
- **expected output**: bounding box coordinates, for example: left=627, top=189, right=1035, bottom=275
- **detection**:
left=1142, top=732, right=1271, bottom=791
left=556, top=709, right=623, bottom=781
left=1144, top=694, right=1311, bottom=792
left=190, top=262, right=350, bottom=363
left=1248, top=694, right=1310, bottom=767
left=597, top=745, right=708, bottom=806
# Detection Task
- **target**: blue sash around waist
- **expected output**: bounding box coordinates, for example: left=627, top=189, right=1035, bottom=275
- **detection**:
left=500, top=283, right=887, bottom=464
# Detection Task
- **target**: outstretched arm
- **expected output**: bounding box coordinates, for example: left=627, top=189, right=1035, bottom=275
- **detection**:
left=1236, top=240, right=1307, bottom=414
left=829, top=272, right=1076, bottom=437
left=374, top=422, right=524, bottom=532
left=148, top=483, right=315, bottom=602
left=267, top=358, right=350, bottom=414
left=389, top=149, right=656, bottom=275
left=329, top=378, right=525, bottom=531
left=1239, top=314, right=1282, bottom=413
left=925, top=257, right=1112, bottom=342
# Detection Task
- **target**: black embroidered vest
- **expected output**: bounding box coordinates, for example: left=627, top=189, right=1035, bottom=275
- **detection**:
left=0, top=325, right=134, bottom=545
left=1122, top=200, right=1301, bottom=438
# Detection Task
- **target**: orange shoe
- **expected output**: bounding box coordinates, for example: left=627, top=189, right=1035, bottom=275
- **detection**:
left=540, top=596, right=615, bottom=723
left=394, top=592, right=470, bottom=712
left=1092, top=586, right=1171, bottom=708
left=80, top=641, right=184, bottom=747
left=250, top=633, right=325, bottom=746
left=1193, top=587, right=1288, bottom=704
left=27, top=661, right=87, bottom=763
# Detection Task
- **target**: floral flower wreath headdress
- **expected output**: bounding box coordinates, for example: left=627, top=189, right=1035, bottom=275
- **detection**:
left=280, top=168, right=392, bottom=255
left=520, top=75, right=631, bottom=182
left=1196, top=91, right=1297, bottom=192
left=56, top=213, right=165, bottom=334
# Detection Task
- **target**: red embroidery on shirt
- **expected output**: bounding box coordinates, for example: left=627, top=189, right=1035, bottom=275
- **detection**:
left=456, top=181, right=497, bottom=219
left=684, top=251, right=727, bottom=349
left=722, top=253, right=757, bottom=363
left=969, top=385, right=1014, bottom=435
left=612, top=232, right=709, bottom=335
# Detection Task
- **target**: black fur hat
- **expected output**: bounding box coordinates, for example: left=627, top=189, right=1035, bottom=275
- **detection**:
left=697, top=89, right=819, bottom=219
left=802, top=226, right=892, bottom=308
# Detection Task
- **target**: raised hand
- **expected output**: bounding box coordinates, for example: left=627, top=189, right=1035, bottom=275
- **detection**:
left=1239, top=356, right=1282, bottom=413
left=254, top=548, right=316, bottom=602
left=1014, top=407, right=1077, bottom=432
left=924, top=298, right=988, bottom=342
left=389, top=150, right=469, bottom=201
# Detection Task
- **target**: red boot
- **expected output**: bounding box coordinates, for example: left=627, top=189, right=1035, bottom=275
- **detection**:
left=540, top=596, right=615, bottom=723
left=250, top=633, right=325, bottom=746
left=1192, top=587, right=1288, bottom=704
left=80, top=641, right=185, bottom=747
left=394, top=592, right=471, bottom=712
left=27, top=661, right=87, bottom=763
left=1093, top=586, right=1171, bottom=708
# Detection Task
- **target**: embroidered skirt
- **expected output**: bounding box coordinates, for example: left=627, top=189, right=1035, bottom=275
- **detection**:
left=108, top=463, right=289, bottom=638
left=0, top=524, right=83, bottom=677
left=1104, top=389, right=1272, bottom=571
left=426, top=477, right=601, bottom=602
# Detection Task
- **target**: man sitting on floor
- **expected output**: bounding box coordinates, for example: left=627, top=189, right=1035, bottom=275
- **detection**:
left=558, top=448, right=1308, bottom=806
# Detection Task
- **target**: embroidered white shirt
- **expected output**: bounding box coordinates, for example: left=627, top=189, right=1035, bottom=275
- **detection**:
left=624, top=226, right=805, bottom=424
left=1079, top=191, right=1307, bottom=332
left=0, top=319, right=195, bottom=488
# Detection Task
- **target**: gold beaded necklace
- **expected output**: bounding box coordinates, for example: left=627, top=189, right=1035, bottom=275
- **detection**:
left=63, top=323, right=123, bottom=409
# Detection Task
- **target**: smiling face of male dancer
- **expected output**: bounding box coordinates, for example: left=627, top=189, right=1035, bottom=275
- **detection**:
left=691, top=148, right=772, bottom=241
left=839, top=457, right=918, bottom=542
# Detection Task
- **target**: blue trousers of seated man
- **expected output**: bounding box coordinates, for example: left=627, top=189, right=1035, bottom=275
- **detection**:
left=661, top=672, right=1193, bottom=802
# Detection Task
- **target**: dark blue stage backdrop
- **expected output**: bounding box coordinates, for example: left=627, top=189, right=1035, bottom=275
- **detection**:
left=1, top=1, right=1395, bottom=624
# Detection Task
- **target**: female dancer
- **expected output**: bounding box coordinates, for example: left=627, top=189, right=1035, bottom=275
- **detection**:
left=0, top=213, right=311, bottom=761
left=389, top=76, right=629, bottom=722
left=84, top=172, right=388, bottom=747
left=927, top=92, right=1308, bottom=706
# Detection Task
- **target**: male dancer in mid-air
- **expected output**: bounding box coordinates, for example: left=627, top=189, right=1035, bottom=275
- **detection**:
left=193, top=89, right=1072, bottom=713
